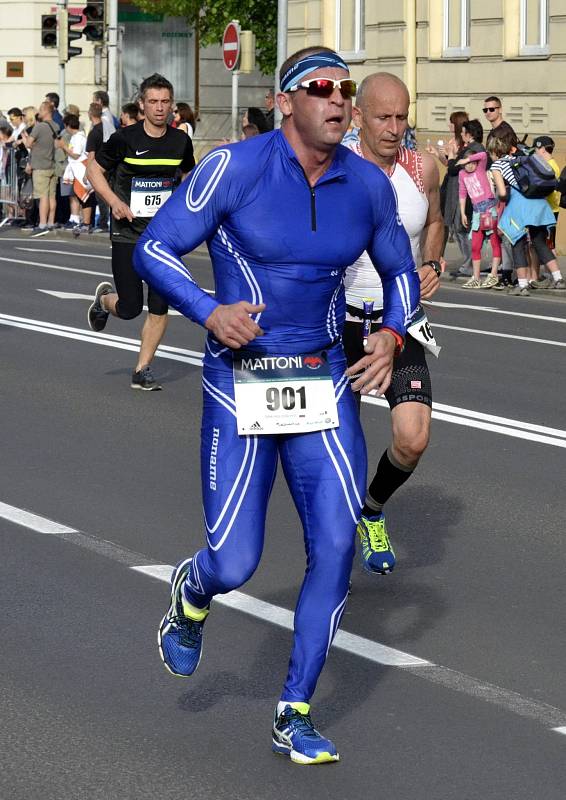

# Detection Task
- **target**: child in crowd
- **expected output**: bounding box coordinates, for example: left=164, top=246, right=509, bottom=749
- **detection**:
left=457, top=119, right=501, bottom=289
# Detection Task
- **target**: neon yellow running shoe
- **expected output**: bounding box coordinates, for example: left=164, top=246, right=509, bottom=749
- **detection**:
left=357, top=513, right=396, bottom=574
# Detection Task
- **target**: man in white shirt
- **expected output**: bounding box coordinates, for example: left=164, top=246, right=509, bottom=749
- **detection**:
left=342, top=72, right=443, bottom=575
left=93, top=90, right=116, bottom=142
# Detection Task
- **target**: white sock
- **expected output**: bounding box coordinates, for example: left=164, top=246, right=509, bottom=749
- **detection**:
left=551, top=270, right=563, bottom=283
left=518, top=278, right=529, bottom=288
left=69, top=214, right=80, bottom=224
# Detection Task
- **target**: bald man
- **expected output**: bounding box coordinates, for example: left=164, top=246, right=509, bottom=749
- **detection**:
left=342, top=72, right=443, bottom=574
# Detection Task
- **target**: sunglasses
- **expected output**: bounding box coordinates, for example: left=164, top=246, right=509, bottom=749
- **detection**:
left=289, top=78, right=357, bottom=99
left=482, top=107, right=499, bottom=113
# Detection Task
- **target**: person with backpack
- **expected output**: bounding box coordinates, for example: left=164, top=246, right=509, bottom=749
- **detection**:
left=488, top=130, right=561, bottom=295
left=529, top=136, right=564, bottom=289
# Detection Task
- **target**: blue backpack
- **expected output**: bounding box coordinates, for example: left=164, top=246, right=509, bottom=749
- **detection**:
left=509, top=151, right=557, bottom=199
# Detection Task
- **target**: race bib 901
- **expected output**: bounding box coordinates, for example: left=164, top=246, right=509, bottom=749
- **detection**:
left=130, top=176, right=173, bottom=217
left=233, top=349, right=339, bottom=435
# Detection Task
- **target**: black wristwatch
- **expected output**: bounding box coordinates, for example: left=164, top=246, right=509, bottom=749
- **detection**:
left=422, top=260, right=442, bottom=277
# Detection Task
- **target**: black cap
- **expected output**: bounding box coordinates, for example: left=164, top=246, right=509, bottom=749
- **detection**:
left=533, top=135, right=555, bottom=149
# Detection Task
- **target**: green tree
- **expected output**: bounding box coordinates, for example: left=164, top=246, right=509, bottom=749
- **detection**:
left=135, top=0, right=277, bottom=74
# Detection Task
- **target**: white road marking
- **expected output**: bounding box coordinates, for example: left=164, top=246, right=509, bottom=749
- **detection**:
left=426, top=299, right=566, bottom=325
left=0, top=255, right=109, bottom=278
left=2, top=499, right=566, bottom=732
left=362, top=395, right=566, bottom=444
left=3, top=312, right=566, bottom=449
left=131, top=564, right=429, bottom=667
left=432, top=322, right=566, bottom=348
left=37, top=289, right=184, bottom=312
left=0, top=501, right=77, bottom=534
left=16, top=247, right=111, bottom=259
left=37, top=289, right=210, bottom=303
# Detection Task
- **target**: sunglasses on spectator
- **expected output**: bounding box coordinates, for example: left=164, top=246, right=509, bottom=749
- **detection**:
left=482, top=106, right=500, bottom=113
left=288, top=78, right=357, bottom=99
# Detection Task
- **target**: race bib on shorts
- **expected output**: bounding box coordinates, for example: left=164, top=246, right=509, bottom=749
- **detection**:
left=407, top=304, right=441, bottom=357
left=130, top=176, right=173, bottom=217
left=233, top=349, right=339, bottom=435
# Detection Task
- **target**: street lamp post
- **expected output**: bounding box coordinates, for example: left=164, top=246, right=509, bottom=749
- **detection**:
left=274, top=0, right=288, bottom=128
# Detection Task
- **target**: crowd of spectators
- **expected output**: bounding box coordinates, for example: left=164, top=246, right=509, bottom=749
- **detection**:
left=427, top=95, right=564, bottom=293
left=1, top=87, right=564, bottom=294
left=0, top=89, right=197, bottom=237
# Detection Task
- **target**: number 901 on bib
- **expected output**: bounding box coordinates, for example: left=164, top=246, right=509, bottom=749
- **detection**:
left=233, top=350, right=339, bottom=435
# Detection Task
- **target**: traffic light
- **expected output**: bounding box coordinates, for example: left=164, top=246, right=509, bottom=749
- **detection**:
left=83, top=1, right=105, bottom=42
left=41, top=14, right=57, bottom=48
left=57, top=9, right=83, bottom=62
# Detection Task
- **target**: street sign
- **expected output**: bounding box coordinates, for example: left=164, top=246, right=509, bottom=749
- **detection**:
left=222, top=21, right=240, bottom=71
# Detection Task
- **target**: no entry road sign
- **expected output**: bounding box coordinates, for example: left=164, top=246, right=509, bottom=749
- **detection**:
left=222, top=21, right=240, bottom=71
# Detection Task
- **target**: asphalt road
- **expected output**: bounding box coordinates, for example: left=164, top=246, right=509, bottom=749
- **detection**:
left=1, top=230, right=566, bottom=799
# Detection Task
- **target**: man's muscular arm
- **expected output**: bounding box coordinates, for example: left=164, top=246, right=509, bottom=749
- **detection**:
left=419, top=151, right=444, bottom=300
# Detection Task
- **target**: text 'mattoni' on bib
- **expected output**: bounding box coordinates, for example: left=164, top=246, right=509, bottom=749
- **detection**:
left=130, top=176, right=174, bottom=218
left=233, top=349, right=339, bottom=435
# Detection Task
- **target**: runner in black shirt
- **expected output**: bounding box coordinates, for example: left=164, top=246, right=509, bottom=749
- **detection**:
left=86, top=73, right=195, bottom=390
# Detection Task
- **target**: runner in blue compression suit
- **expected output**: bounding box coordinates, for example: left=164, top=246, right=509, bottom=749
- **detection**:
left=134, top=127, right=419, bottom=703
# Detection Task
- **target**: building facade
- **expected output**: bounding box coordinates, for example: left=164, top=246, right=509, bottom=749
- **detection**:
left=288, top=0, right=566, bottom=140
left=0, top=0, right=272, bottom=149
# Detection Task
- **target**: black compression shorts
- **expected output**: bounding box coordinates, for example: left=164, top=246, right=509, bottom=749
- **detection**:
left=342, top=318, right=432, bottom=411
left=111, top=241, right=168, bottom=319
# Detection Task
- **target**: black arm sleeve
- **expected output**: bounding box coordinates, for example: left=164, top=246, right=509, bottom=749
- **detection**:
left=180, top=137, right=196, bottom=174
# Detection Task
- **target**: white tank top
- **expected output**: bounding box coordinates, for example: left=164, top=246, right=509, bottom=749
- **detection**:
left=344, top=142, right=429, bottom=312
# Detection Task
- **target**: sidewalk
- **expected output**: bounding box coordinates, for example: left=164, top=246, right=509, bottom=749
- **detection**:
left=441, top=239, right=566, bottom=300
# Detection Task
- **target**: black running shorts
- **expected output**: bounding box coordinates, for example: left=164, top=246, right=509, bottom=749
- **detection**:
left=111, top=241, right=168, bottom=319
left=342, top=318, right=432, bottom=410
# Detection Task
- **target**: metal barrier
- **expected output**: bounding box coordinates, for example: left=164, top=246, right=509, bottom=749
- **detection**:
left=0, top=149, right=24, bottom=227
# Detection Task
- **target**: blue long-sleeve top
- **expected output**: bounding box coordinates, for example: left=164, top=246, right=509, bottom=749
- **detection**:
left=134, top=129, right=420, bottom=356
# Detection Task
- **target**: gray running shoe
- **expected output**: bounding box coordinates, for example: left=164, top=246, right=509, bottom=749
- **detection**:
left=88, top=282, right=113, bottom=332
left=529, top=277, right=552, bottom=289
left=131, top=365, right=162, bottom=391
left=552, top=279, right=566, bottom=290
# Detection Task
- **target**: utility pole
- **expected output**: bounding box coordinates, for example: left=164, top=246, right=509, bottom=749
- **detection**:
left=405, top=0, right=417, bottom=127
left=107, top=0, right=118, bottom=111
left=56, top=0, right=67, bottom=109
left=275, top=0, right=288, bottom=128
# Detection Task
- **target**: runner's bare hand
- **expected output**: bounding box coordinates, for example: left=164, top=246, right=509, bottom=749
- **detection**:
left=111, top=199, right=134, bottom=222
left=346, top=330, right=396, bottom=395
left=205, top=302, right=266, bottom=348
left=418, top=264, right=441, bottom=300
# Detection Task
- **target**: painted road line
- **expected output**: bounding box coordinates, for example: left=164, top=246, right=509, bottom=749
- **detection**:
left=426, top=299, right=566, bottom=325
left=0, top=501, right=77, bottom=534
left=4, top=312, right=566, bottom=449
left=432, top=322, right=566, bottom=348
left=37, top=290, right=184, bottom=311
left=132, top=564, right=430, bottom=667
left=16, top=247, right=111, bottom=259
left=0, top=314, right=204, bottom=366
left=362, top=395, right=566, bottom=441
left=0, top=255, right=110, bottom=278
left=37, top=289, right=211, bottom=303
left=2, top=499, right=566, bottom=732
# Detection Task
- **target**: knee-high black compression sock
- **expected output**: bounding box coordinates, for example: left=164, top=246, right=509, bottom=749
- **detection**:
left=362, top=447, right=414, bottom=517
